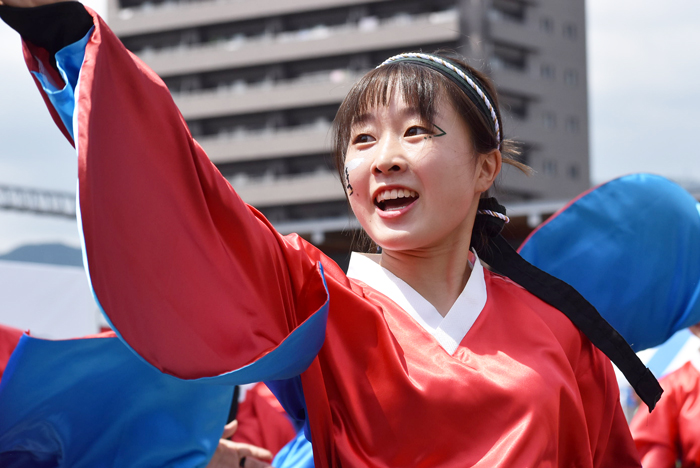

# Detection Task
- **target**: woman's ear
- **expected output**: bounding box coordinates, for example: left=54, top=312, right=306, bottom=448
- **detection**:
left=475, top=149, right=502, bottom=193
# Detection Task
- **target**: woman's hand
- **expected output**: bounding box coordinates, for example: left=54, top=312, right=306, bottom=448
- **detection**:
left=0, top=0, right=74, bottom=7
left=206, top=420, right=274, bottom=468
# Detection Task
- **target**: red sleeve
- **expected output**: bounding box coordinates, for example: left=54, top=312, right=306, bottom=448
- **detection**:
left=629, top=374, right=680, bottom=468
left=23, top=9, right=329, bottom=380
left=576, top=338, right=642, bottom=467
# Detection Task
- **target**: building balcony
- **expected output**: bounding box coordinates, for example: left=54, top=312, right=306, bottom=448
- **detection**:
left=491, top=67, right=546, bottom=100
left=230, top=170, right=346, bottom=207
left=109, top=0, right=387, bottom=37
left=498, top=165, right=549, bottom=199
left=488, top=15, right=543, bottom=51
left=174, top=70, right=359, bottom=120
left=136, top=10, right=460, bottom=77
left=501, top=114, right=548, bottom=147
left=197, top=123, right=332, bottom=164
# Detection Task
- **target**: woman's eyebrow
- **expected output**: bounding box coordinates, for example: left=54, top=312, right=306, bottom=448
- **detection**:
left=352, top=113, right=375, bottom=128
left=398, top=106, right=422, bottom=120
left=351, top=106, right=424, bottom=129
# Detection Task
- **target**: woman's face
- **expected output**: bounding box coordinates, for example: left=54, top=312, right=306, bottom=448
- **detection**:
left=344, top=89, right=500, bottom=253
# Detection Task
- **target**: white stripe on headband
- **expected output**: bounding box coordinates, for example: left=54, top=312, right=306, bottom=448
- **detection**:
left=477, top=210, right=510, bottom=224
left=377, top=53, right=501, bottom=147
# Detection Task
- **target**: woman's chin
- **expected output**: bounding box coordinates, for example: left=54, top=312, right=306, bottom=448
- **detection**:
left=369, top=230, right=431, bottom=253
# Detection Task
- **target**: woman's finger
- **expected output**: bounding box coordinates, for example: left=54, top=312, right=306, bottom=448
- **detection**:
left=222, top=420, right=239, bottom=439
left=205, top=439, right=242, bottom=468
left=235, top=443, right=273, bottom=461
left=240, top=456, right=273, bottom=468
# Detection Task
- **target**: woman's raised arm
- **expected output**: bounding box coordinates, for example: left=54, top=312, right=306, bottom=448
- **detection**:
left=0, top=3, right=331, bottom=384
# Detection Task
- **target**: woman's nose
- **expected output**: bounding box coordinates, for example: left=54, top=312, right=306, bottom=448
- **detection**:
left=372, top=138, right=407, bottom=175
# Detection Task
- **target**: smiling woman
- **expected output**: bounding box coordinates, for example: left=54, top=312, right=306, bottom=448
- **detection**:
left=342, top=91, right=497, bottom=313
left=0, top=3, right=658, bottom=468
left=335, top=54, right=526, bottom=259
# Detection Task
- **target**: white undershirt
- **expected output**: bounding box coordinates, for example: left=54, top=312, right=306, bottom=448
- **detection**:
left=346, top=251, right=488, bottom=355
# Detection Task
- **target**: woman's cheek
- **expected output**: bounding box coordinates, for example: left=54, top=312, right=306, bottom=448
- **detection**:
left=343, top=157, right=363, bottom=196
left=347, top=176, right=374, bottom=223
left=344, top=157, right=371, bottom=199
left=348, top=175, right=371, bottom=211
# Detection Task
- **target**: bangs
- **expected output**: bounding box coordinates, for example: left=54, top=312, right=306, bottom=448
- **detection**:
left=347, top=63, right=441, bottom=128
left=332, top=63, right=445, bottom=164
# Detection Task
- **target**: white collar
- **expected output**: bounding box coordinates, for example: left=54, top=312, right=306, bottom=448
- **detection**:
left=690, top=346, right=700, bottom=374
left=346, top=251, right=487, bottom=354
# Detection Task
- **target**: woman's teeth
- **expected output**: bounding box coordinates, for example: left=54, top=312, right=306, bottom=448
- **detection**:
left=376, top=188, right=418, bottom=203
left=375, top=188, right=419, bottom=211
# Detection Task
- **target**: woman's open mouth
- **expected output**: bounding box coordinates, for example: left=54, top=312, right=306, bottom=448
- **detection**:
left=374, top=188, right=419, bottom=212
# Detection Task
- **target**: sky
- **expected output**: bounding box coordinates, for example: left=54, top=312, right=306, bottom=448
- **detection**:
left=0, top=0, right=698, bottom=254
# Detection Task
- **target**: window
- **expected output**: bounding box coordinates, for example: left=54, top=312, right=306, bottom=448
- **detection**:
left=500, top=93, right=529, bottom=119
left=491, top=0, right=527, bottom=23
left=177, top=76, right=202, bottom=94
left=492, top=43, right=528, bottom=71
left=565, top=116, right=580, bottom=133
left=568, top=164, right=580, bottom=180
left=542, top=112, right=556, bottom=129
left=563, top=22, right=577, bottom=40
left=563, top=69, right=579, bottom=86
left=540, top=64, right=555, bottom=80
left=539, top=17, right=554, bottom=33
left=542, top=160, right=558, bottom=175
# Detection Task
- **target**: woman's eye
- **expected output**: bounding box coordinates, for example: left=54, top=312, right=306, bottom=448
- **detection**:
left=405, top=126, right=431, bottom=137
left=353, top=134, right=374, bottom=144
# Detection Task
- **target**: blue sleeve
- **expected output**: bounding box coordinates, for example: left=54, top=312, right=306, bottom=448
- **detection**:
left=273, top=430, right=315, bottom=468
left=0, top=334, right=234, bottom=467
left=30, top=27, right=93, bottom=140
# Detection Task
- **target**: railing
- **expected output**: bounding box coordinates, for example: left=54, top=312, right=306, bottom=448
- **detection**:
left=0, top=184, right=76, bottom=219
left=119, top=0, right=215, bottom=18
left=119, top=0, right=336, bottom=19
left=136, top=9, right=458, bottom=57
left=200, top=118, right=332, bottom=144
left=229, top=170, right=345, bottom=207
left=173, top=68, right=363, bottom=98
left=228, top=167, right=335, bottom=188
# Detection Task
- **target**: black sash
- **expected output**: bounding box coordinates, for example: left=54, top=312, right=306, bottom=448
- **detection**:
left=473, top=198, right=662, bottom=411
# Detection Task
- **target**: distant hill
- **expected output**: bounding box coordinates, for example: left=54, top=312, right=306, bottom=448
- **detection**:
left=0, top=243, right=83, bottom=267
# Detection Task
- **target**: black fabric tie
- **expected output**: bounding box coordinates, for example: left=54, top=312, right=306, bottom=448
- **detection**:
left=473, top=198, right=663, bottom=411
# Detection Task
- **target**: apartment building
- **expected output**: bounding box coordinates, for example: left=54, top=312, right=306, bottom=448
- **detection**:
left=106, top=0, right=590, bottom=261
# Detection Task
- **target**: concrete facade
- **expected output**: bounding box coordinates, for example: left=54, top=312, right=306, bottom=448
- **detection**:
left=106, top=0, right=590, bottom=263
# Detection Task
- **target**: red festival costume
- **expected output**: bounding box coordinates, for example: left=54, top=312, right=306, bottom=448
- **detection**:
left=10, top=7, right=640, bottom=467
left=631, top=358, right=700, bottom=468
left=233, top=383, right=297, bottom=456
left=0, top=324, right=23, bottom=382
